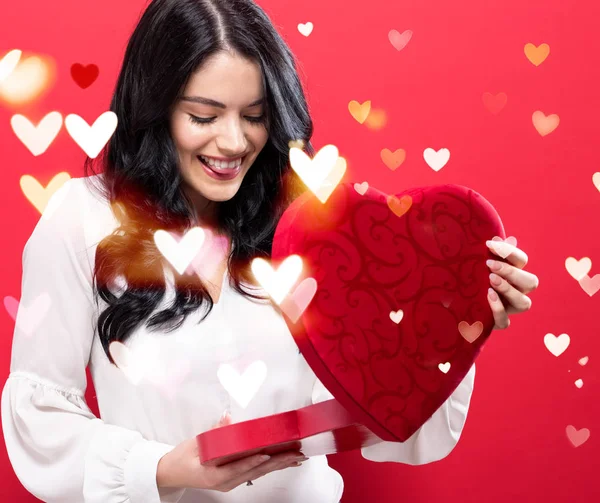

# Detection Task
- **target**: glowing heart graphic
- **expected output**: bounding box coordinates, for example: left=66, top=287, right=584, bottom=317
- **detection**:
left=544, top=333, right=570, bottom=357
left=381, top=148, right=406, bottom=170
left=388, top=29, right=413, bottom=51
left=109, top=340, right=161, bottom=386
left=0, top=53, right=50, bottom=104
left=154, top=227, right=206, bottom=275
left=148, top=358, right=192, bottom=401
left=486, top=239, right=517, bottom=259
left=20, top=172, right=71, bottom=217
left=353, top=181, right=369, bottom=195
left=482, top=92, right=507, bottom=114
left=64, top=111, right=118, bottom=158
left=289, top=144, right=346, bottom=203
left=4, top=293, right=51, bottom=337
left=251, top=255, right=303, bottom=305
left=298, top=22, right=313, bottom=37
left=387, top=194, right=412, bottom=217
left=438, top=362, right=451, bottom=374
left=389, top=309, right=404, bottom=324
left=184, top=227, right=229, bottom=279
left=0, top=49, right=21, bottom=82
left=70, top=63, right=99, bottom=89
left=565, top=257, right=592, bottom=281
left=579, top=275, right=600, bottom=297
left=423, top=147, right=450, bottom=171
left=364, top=108, right=387, bottom=130
left=524, top=43, right=550, bottom=66
left=492, top=235, right=518, bottom=247
left=574, top=379, right=583, bottom=389
left=578, top=356, right=589, bottom=366
left=217, top=361, right=268, bottom=408
left=532, top=111, right=559, bottom=136
left=11, top=112, right=63, bottom=156
left=348, top=100, right=371, bottom=124
left=279, top=278, right=318, bottom=323
left=593, top=172, right=600, bottom=192
left=565, top=425, right=590, bottom=447
left=458, top=321, right=484, bottom=343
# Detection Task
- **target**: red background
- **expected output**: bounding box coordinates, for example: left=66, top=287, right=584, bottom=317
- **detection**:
left=1, top=0, right=598, bottom=501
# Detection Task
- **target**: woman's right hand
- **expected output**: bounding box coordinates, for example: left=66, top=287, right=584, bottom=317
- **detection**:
left=156, top=412, right=308, bottom=492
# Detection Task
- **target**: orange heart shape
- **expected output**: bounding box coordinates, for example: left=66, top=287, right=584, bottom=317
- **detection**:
left=348, top=100, right=371, bottom=124
left=524, top=43, right=550, bottom=66
left=386, top=194, right=412, bottom=217
left=381, top=148, right=406, bottom=170
left=458, top=321, right=484, bottom=343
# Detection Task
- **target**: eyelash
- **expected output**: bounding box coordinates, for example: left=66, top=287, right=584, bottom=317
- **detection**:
left=188, top=114, right=266, bottom=126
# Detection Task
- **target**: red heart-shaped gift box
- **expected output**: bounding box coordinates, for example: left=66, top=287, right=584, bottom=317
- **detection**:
left=197, top=182, right=505, bottom=465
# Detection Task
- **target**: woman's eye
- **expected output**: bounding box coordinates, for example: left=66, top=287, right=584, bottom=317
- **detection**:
left=188, top=114, right=266, bottom=126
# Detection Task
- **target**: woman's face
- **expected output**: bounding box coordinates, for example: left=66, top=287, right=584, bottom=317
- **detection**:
left=169, top=51, right=269, bottom=218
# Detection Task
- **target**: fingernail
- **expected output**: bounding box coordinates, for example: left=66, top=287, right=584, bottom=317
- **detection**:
left=489, top=273, right=502, bottom=285
left=488, top=288, right=499, bottom=301
left=486, top=259, right=500, bottom=271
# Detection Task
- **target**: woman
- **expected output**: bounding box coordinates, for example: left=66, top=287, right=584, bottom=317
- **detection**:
left=1, top=0, right=539, bottom=502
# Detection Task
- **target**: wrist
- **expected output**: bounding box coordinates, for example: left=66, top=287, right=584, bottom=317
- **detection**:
left=156, top=451, right=176, bottom=488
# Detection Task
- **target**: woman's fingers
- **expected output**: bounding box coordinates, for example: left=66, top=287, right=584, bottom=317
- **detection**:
left=487, top=288, right=510, bottom=329
left=486, top=240, right=528, bottom=269
left=489, top=272, right=533, bottom=314
left=487, top=260, right=539, bottom=294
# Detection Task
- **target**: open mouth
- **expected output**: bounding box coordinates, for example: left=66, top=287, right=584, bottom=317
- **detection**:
left=197, top=155, right=245, bottom=181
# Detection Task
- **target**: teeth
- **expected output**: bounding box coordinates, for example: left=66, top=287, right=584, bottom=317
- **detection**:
left=200, top=155, right=242, bottom=169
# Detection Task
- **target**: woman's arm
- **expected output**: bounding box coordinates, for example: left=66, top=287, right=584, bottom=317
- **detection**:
left=1, top=179, right=184, bottom=503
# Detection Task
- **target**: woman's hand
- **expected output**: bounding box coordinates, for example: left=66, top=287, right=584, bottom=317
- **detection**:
left=485, top=237, right=540, bottom=330
left=156, top=412, right=308, bottom=492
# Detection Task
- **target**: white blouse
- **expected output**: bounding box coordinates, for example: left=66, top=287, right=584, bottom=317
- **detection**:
left=1, top=175, right=476, bottom=503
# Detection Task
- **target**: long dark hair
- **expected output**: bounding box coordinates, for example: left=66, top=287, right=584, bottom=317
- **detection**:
left=83, top=0, right=314, bottom=364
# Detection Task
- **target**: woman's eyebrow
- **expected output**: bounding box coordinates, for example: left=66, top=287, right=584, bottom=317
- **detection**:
left=180, top=96, right=264, bottom=108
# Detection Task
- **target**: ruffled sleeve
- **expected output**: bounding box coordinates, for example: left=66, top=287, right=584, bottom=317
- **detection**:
left=0, top=178, right=184, bottom=503
left=311, top=363, right=476, bottom=465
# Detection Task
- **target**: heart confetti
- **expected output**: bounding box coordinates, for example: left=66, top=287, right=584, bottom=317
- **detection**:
left=154, top=227, right=206, bottom=275
left=423, top=147, right=450, bottom=171
left=565, top=257, right=592, bottom=281
left=279, top=277, right=318, bottom=323
left=65, top=111, right=118, bottom=158
left=348, top=100, right=371, bottom=124
left=0, top=53, right=50, bottom=104
left=438, top=362, right=451, bottom=374
left=251, top=255, right=303, bottom=305
left=593, top=172, right=600, bottom=192
left=482, top=92, right=507, bottom=114
left=574, top=379, right=583, bottom=389
left=289, top=144, right=346, bottom=203
left=70, top=63, right=99, bottom=89
left=565, top=425, right=590, bottom=448
left=544, top=333, right=570, bottom=357
left=486, top=239, right=517, bottom=259
left=579, top=274, right=600, bottom=297
left=389, top=309, right=404, bottom=324
left=578, top=356, right=589, bottom=366
left=4, top=293, right=51, bottom=337
left=387, top=194, right=413, bottom=218
left=20, top=172, right=71, bottom=216
left=532, top=111, right=559, bottom=136
left=298, top=22, right=313, bottom=37
left=217, top=361, right=268, bottom=408
left=388, top=29, right=413, bottom=51
left=381, top=148, right=406, bottom=170
left=11, top=112, right=63, bottom=156
left=353, top=181, right=369, bottom=195
left=458, top=321, right=484, bottom=343
left=0, top=49, right=21, bottom=82
left=524, top=43, right=550, bottom=66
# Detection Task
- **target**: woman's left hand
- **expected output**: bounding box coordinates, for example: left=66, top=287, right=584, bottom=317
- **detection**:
left=485, top=237, right=540, bottom=330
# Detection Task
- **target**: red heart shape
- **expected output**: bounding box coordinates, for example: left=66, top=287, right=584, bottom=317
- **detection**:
left=271, top=182, right=505, bottom=442
left=70, top=63, right=99, bottom=89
